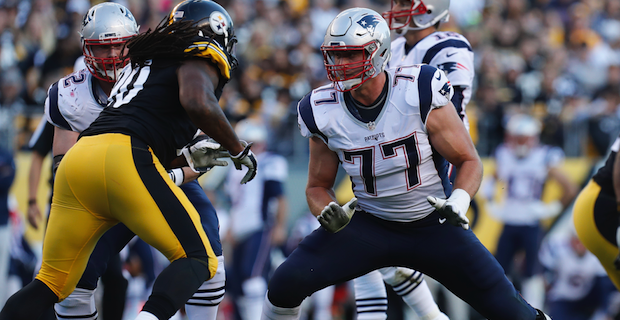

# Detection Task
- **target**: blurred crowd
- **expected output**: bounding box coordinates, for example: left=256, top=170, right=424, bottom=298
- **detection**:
left=1, top=0, right=620, bottom=319
left=1, top=0, right=620, bottom=159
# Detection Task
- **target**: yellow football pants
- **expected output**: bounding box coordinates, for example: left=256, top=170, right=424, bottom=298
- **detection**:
left=36, top=133, right=217, bottom=300
left=573, top=180, right=620, bottom=290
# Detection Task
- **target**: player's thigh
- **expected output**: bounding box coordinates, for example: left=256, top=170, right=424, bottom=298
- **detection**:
left=574, top=180, right=620, bottom=289
left=269, top=213, right=390, bottom=306
left=38, top=145, right=118, bottom=299
left=102, top=135, right=218, bottom=277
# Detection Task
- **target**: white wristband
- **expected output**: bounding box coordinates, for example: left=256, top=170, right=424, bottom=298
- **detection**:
left=168, top=168, right=184, bottom=186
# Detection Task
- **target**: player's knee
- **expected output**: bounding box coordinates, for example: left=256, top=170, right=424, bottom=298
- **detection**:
left=381, top=267, right=420, bottom=287
left=187, top=256, right=226, bottom=306
left=266, top=272, right=307, bottom=308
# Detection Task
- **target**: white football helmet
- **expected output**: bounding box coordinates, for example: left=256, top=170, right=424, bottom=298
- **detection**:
left=321, top=8, right=391, bottom=92
left=80, top=2, right=139, bottom=82
left=506, top=114, right=541, bottom=157
left=383, top=0, right=450, bottom=31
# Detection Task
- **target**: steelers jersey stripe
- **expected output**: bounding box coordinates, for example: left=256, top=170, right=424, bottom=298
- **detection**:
left=130, top=136, right=211, bottom=259
left=185, top=41, right=231, bottom=80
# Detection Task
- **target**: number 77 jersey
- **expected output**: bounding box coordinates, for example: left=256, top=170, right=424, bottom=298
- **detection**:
left=298, top=65, right=455, bottom=222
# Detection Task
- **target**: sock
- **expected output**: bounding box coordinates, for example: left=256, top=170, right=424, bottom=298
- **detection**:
left=380, top=267, right=446, bottom=320
left=142, top=257, right=211, bottom=320
left=238, top=277, right=268, bottom=320
left=353, top=271, right=388, bottom=320
left=55, top=288, right=97, bottom=320
left=185, top=256, right=226, bottom=320
left=0, top=280, right=59, bottom=320
left=261, top=292, right=301, bottom=320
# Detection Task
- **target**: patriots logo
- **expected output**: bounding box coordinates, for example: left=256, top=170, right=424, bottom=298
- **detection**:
left=357, top=15, right=382, bottom=36
left=437, top=62, right=469, bottom=74
left=439, top=81, right=452, bottom=98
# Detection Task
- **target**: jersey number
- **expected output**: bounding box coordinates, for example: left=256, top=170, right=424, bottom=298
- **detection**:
left=63, top=72, right=86, bottom=87
left=343, top=133, right=421, bottom=195
left=109, top=63, right=150, bottom=109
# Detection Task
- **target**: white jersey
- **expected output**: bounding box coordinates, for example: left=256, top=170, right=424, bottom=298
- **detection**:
left=44, top=69, right=108, bottom=133
left=298, top=65, right=454, bottom=222
left=538, top=234, right=606, bottom=302
left=389, top=31, right=474, bottom=130
left=226, top=152, right=288, bottom=240
left=494, top=144, right=565, bottom=225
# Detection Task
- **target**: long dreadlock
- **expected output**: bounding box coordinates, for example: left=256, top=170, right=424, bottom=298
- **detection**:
left=123, top=15, right=209, bottom=66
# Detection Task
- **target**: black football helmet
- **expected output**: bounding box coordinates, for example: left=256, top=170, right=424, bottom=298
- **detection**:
left=169, top=0, right=237, bottom=68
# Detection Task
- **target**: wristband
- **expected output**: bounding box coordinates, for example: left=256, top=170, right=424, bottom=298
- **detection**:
left=28, top=199, right=37, bottom=206
left=168, top=168, right=184, bottom=186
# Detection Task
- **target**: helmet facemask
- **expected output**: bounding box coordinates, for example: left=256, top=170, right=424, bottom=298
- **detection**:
left=383, top=0, right=450, bottom=32
left=322, top=40, right=380, bottom=92
left=83, top=37, right=132, bottom=83
left=383, top=0, right=428, bottom=31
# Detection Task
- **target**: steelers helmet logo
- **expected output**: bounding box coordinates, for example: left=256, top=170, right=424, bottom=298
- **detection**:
left=209, top=11, right=227, bottom=35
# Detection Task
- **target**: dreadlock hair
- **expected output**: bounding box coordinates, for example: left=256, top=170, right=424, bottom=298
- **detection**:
left=124, top=15, right=208, bottom=66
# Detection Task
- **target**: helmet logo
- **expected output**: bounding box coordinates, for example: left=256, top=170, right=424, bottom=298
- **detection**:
left=209, top=11, right=227, bottom=35
left=173, top=11, right=184, bottom=19
left=356, top=14, right=382, bottom=36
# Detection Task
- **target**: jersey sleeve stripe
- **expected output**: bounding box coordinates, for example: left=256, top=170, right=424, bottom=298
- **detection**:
left=418, top=65, right=434, bottom=124
left=298, top=93, right=329, bottom=143
left=421, top=40, right=473, bottom=65
left=47, top=82, right=72, bottom=131
left=185, top=42, right=231, bottom=80
left=451, top=86, right=465, bottom=120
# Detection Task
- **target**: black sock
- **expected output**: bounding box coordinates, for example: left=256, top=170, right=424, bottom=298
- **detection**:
left=0, top=279, right=59, bottom=320
left=142, top=257, right=210, bottom=319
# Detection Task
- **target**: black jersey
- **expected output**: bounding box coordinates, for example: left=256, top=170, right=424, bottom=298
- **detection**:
left=81, top=58, right=226, bottom=169
left=592, top=135, right=620, bottom=197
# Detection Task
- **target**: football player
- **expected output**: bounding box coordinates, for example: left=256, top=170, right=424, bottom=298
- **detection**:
left=261, top=8, right=551, bottom=320
left=353, top=0, right=473, bottom=318
left=224, top=118, right=288, bottom=320
left=573, top=132, right=620, bottom=291
left=42, top=3, right=229, bottom=320
left=0, top=1, right=256, bottom=320
left=486, top=114, right=577, bottom=308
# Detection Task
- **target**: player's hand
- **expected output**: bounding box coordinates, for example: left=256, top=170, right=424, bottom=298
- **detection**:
left=179, top=136, right=230, bottom=173
left=27, top=201, right=42, bottom=229
left=427, top=189, right=471, bottom=230
left=230, top=140, right=257, bottom=184
left=317, top=197, right=357, bottom=233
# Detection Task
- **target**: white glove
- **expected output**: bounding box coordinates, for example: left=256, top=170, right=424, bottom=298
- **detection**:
left=230, top=140, right=257, bottom=184
left=427, top=189, right=471, bottom=230
left=179, top=136, right=230, bottom=173
left=317, top=197, right=358, bottom=233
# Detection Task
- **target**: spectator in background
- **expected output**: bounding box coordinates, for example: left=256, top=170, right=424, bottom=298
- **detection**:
left=225, top=117, right=288, bottom=320
left=484, top=114, right=578, bottom=309
left=0, top=146, right=15, bottom=308
left=538, top=228, right=616, bottom=320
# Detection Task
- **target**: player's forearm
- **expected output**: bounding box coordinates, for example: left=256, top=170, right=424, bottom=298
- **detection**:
left=453, top=157, right=483, bottom=198
left=28, top=153, right=44, bottom=200
left=306, top=187, right=337, bottom=217
left=189, top=108, right=243, bottom=156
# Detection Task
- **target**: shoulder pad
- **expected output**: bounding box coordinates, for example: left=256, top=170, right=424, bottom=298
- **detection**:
left=185, top=40, right=233, bottom=80
left=44, top=82, right=72, bottom=131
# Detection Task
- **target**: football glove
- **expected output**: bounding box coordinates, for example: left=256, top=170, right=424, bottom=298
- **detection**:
left=427, top=189, right=471, bottom=230
left=317, top=197, right=358, bottom=233
left=179, top=135, right=229, bottom=173
left=230, top=140, right=257, bottom=184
